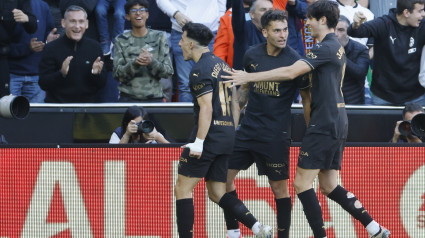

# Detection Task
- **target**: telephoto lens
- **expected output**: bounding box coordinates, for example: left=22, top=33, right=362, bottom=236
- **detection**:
left=398, top=121, right=412, bottom=137
left=137, top=120, right=155, bottom=134
left=411, top=113, right=425, bottom=138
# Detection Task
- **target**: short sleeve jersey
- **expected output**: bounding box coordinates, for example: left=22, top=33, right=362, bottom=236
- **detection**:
left=189, top=52, right=235, bottom=154
left=300, top=33, right=348, bottom=139
left=238, top=43, right=310, bottom=142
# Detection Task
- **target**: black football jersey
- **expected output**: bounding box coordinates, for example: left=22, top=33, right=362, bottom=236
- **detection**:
left=237, top=43, right=310, bottom=142
left=189, top=52, right=235, bottom=154
left=300, top=33, right=348, bottom=139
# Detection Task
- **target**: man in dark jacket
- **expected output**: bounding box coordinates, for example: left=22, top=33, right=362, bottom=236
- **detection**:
left=349, top=0, right=425, bottom=106
left=0, top=0, right=37, bottom=97
left=39, top=5, right=106, bottom=103
left=336, top=15, right=369, bottom=104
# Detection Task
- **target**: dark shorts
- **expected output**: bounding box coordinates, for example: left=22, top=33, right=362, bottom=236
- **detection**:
left=298, top=133, right=345, bottom=170
left=178, top=148, right=229, bottom=182
left=228, top=138, right=291, bottom=181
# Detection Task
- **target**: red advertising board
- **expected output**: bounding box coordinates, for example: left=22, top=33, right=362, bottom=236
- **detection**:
left=0, top=146, right=424, bottom=238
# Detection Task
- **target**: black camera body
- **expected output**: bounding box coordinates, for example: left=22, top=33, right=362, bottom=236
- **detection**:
left=136, top=120, right=155, bottom=134
left=398, top=113, right=425, bottom=140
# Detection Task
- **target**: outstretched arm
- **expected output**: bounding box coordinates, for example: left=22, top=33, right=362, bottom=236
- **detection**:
left=224, top=60, right=311, bottom=86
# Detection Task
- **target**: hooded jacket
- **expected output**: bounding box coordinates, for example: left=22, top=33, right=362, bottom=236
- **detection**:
left=348, top=8, right=425, bottom=105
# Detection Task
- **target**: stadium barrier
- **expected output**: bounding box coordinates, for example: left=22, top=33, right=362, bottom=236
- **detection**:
left=0, top=144, right=424, bottom=238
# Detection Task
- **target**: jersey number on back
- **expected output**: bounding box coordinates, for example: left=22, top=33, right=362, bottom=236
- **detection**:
left=218, top=81, right=232, bottom=117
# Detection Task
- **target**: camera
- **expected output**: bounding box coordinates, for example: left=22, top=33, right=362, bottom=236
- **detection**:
left=136, top=120, right=155, bottom=134
left=0, top=95, right=30, bottom=119
left=398, top=113, right=425, bottom=139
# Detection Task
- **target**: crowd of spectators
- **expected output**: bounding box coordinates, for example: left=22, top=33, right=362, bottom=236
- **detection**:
left=2, top=0, right=425, bottom=107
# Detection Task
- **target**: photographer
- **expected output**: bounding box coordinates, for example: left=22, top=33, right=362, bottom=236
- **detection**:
left=391, top=103, right=424, bottom=143
left=109, top=106, right=170, bottom=144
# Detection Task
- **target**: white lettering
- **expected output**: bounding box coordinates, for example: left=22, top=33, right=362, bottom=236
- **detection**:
left=21, top=162, right=92, bottom=238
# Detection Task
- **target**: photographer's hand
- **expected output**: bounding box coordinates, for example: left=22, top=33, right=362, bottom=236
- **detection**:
left=391, top=121, right=402, bottom=143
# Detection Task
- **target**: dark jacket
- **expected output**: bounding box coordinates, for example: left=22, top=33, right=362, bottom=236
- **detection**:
left=348, top=8, right=425, bottom=105
left=342, top=39, right=370, bottom=104
left=39, top=35, right=107, bottom=102
left=232, top=0, right=265, bottom=70
left=0, top=0, right=37, bottom=54
left=286, top=0, right=308, bottom=56
left=9, top=0, right=55, bottom=75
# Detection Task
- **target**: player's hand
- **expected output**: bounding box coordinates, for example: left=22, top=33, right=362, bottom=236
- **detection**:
left=182, top=137, right=204, bottom=159
left=353, top=11, right=367, bottom=29
left=174, top=11, right=192, bottom=27
left=12, top=9, right=29, bottom=23
left=30, top=38, right=45, bottom=52
left=46, top=28, right=60, bottom=43
left=92, top=57, right=104, bottom=75
left=61, top=56, right=73, bottom=77
left=222, top=69, right=250, bottom=88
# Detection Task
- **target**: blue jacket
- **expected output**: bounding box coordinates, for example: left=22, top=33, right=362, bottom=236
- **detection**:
left=8, top=0, right=54, bottom=75
left=342, top=39, right=370, bottom=104
left=232, top=0, right=265, bottom=70
left=286, top=0, right=308, bottom=56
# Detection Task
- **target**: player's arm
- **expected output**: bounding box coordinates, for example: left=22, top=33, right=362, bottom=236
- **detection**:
left=299, top=88, right=311, bottom=126
left=183, top=92, right=213, bottom=158
left=196, top=92, right=213, bottom=140
left=224, top=60, right=311, bottom=86
left=231, top=84, right=249, bottom=128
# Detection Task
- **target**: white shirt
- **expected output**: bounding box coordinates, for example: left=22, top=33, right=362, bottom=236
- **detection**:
left=157, top=0, right=226, bottom=32
left=338, top=2, right=375, bottom=46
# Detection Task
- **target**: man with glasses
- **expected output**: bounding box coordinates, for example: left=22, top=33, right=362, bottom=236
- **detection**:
left=113, top=0, right=173, bottom=102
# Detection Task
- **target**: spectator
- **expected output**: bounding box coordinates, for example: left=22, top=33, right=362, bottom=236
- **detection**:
left=39, top=5, right=106, bottom=103
left=213, top=8, right=234, bottom=67
left=369, top=0, right=397, bottom=17
left=391, top=103, right=424, bottom=143
left=349, top=0, right=425, bottom=106
left=113, top=0, right=173, bottom=102
left=59, top=0, right=99, bottom=41
left=0, top=0, right=37, bottom=98
left=8, top=0, right=59, bottom=103
left=286, top=0, right=308, bottom=56
left=420, top=46, right=425, bottom=88
left=213, top=0, right=252, bottom=67
left=43, top=0, right=64, bottom=36
left=95, top=0, right=126, bottom=56
left=335, top=15, right=369, bottom=104
left=157, top=0, right=226, bottom=102
left=146, top=0, right=173, bottom=102
left=336, top=0, right=374, bottom=46
left=109, top=106, right=169, bottom=144
left=232, top=0, right=273, bottom=70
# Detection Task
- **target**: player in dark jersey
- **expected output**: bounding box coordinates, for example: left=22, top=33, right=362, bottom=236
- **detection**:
left=223, top=10, right=311, bottom=238
left=175, top=22, right=273, bottom=238
left=223, top=1, right=390, bottom=238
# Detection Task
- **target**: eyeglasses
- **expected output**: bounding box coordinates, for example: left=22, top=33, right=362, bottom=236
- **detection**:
left=129, top=8, right=148, bottom=14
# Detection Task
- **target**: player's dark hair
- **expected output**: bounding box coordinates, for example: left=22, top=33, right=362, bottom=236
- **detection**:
left=125, top=0, right=149, bottom=14
left=261, top=10, right=288, bottom=29
left=182, top=22, right=214, bottom=47
left=121, top=106, right=149, bottom=133
left=402, top=103, right=424, bottom=120
left=396, top=0, right=425, bottom=14
left=307, top=0, right=340, bottom=29
left=338, top=15, right=350, bottom=27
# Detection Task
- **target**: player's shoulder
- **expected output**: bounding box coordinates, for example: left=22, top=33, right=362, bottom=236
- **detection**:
left=283, top=45, right=302, bottom=59
left=245, top=43, right=266, bottom=56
